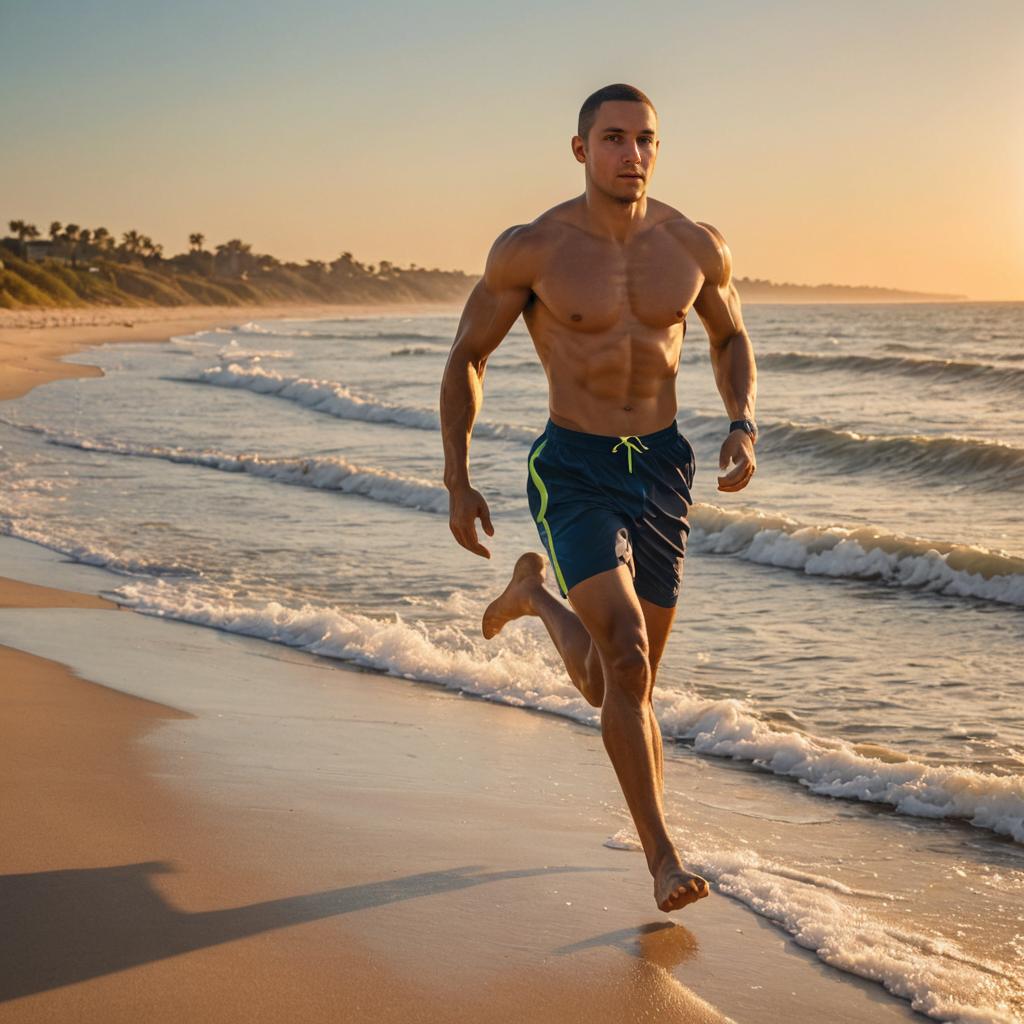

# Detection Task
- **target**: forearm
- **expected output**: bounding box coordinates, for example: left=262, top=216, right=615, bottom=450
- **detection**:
left=440, top=352, right=485, bottom=490
left=710, top=331, right=757, bottom=422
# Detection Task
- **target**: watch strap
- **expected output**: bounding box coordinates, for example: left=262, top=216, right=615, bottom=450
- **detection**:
left=729, top=418, right=758, bottom=441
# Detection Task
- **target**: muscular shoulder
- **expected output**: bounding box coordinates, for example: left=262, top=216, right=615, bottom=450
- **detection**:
left=484, top=222, right=543, bottom=291
left=692, top=221, right=733, bottom=288
left=484, top=204, right=580, bottom=290
left=652, top=208, right=730, bottom=287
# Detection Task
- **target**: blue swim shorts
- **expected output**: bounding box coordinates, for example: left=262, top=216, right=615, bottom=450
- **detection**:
left=526, top=419, right=696, bottom=608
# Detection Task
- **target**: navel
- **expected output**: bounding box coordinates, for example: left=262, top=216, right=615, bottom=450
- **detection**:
left=570, top=313, right=583, bottom=322
left=623, top=404, right=633, bottom=412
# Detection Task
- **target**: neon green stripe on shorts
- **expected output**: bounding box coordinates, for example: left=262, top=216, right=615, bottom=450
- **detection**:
left=528, top=439, right=569, bottom=597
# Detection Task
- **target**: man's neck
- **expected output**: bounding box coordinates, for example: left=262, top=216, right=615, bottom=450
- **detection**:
left=582, top=184, right=648, bottom=243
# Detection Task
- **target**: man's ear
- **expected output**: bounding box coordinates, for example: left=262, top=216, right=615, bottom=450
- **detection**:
left=571, top=135, right=586, bottom=164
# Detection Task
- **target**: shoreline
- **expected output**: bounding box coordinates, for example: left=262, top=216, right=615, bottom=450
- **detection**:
left=0, top=301, right=460, bottom=402
left=0, top=551, right=923, bottom=1023
left=0, top=312, right=929, bottom=1021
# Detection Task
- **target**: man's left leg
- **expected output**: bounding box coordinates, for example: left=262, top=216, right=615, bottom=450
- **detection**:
left=483, top=557, right=678, bottom=794
left=638, top=597, right=677, bottom=795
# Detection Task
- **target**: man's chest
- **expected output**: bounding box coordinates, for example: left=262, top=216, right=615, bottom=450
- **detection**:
left=531, top=230, right=704, bottom=331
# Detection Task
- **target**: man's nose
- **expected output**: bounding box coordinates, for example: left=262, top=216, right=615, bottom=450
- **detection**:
left=622, top=142, right=642, bottom=162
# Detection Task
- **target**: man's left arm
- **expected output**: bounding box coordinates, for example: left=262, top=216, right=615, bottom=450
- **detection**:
left=692, top=221, right=758, bottom=492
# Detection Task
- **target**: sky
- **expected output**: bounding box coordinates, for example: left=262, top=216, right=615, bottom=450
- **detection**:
left=1, top=0, right=1022, bottom=300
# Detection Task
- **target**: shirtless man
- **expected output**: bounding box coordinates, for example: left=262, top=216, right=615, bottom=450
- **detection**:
left=439, top=83, right=758, bottom=914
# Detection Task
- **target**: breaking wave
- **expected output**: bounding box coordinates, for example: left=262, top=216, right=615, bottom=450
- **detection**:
left=3, top=422, right=448, bottom=514
left=184, top=363, right=536, bottom=442
left=760, top=349, right=1024, bottom=393
left=680, top=415, right=1024, bottom=490
left=107, top=580, right=1024, bottom=847
left=690, top=503, right=1024, bottom=606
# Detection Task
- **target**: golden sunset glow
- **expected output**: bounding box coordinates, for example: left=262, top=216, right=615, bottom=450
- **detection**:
left=2, top=2, right=1021, bottom=299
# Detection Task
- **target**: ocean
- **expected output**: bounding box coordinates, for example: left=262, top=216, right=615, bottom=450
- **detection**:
left=1, top=302, right=1022, bottom=1021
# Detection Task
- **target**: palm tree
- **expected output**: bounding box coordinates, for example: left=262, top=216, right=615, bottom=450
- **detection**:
left=214, top=238, right=253, bottom=276
left=120, top=230, right=143, bottom=261
left=215, top=238, right=252, bottom=257
left=63, top=224, right=81, bottom=267
left=92, top=227, right=111, bottom=254
left=49, top=221, right=62, bottom=241
left=7, top=220, right=39, bottom=257
left=139, top=236, right=163, bottom=264
left=189, top=232, right=205, bottom=253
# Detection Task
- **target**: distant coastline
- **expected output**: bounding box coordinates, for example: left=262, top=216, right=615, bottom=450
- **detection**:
left=734, top=277, right=968, bottom=303
left=1, top=219, right=967, bottom=309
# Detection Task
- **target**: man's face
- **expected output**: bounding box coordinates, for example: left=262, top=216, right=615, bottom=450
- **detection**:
left=573, top=100, right=659, bottom=203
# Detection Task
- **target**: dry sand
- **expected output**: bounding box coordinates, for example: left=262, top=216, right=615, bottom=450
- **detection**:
left=0, top=308, right=923, bottom=1022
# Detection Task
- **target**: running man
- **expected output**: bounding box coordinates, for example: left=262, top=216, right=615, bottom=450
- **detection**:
left=439, top=83, right=758, bottom=913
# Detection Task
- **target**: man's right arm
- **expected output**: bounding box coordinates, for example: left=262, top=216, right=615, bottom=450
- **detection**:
left=440, top=226, right=533, bottom=558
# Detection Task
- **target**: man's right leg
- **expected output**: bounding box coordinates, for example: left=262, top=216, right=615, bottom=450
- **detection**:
left=482, top=554, right=707, bottom=913
left=566, top=564, right=708, bottom=913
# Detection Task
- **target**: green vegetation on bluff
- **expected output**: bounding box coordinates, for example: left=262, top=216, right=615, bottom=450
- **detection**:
left=2, top=218, right=967, bottom=308
left=0, top=220, right=475, bottom=309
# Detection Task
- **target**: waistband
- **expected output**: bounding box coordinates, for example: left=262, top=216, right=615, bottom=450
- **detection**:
left=543, top=418, right=681, bottom=451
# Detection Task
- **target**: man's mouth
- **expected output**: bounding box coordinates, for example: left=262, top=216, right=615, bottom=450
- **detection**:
left=619, top=173, right=643, bottom=179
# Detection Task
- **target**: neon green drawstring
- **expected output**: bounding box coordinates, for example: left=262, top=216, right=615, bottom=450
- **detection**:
left=611, top=435, right=649, bottom=473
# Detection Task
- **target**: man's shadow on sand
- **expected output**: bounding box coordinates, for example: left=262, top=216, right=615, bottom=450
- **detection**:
left=1, top=860, right=613, bottom=1001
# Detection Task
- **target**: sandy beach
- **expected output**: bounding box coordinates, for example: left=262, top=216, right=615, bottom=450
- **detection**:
left=0, top=303, right=460, bottom=402
left=0, top=306, right=945, bottom=1022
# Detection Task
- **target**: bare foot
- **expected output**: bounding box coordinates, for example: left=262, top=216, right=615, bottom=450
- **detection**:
left=654, top=856, right=710, bottom=913
left=482, top=553, right=546, bottom=639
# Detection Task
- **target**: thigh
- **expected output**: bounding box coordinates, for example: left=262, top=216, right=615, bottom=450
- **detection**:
left=567, top=564, right=648, bottom=663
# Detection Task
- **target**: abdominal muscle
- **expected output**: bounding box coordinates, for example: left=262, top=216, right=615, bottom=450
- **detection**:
left=531, top=321, right=684, bottom=438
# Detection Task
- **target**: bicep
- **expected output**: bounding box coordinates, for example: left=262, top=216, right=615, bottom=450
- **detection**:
left=693, top=276, right=745, bottom=351
left=691, top=222, right=746, bottom=349
left=450, top=228, right=532, bottom=368
left=450, top=277, right=529, bottom=369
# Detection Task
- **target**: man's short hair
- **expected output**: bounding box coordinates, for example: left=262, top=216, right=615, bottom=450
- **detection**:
left=577, top=84, right=656, bottom=143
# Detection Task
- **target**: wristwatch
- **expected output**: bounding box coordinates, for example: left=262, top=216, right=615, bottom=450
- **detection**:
left=729, top=418, right=758, bottom=444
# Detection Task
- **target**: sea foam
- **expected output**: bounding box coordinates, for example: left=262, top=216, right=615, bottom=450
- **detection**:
left=110, top=582, right=1024, bottom=845
left=605, top=828, right=1018, bottom=1023
left=191, top=368, right=1024, bottom=490
left=189, top=364, right=536, bottom=442
left=689, top=504, right=1024, bottom=606
left=679, top=414, right=1024, bottom=490
left=10, top=423, right=448, bottom=514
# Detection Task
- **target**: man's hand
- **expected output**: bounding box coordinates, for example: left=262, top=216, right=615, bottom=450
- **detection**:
left=448, top=484, right=494, bottom=558
left=717, top=430, right=756, bottom=492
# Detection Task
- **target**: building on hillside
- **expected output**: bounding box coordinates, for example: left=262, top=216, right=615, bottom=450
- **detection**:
left=25, top=240, right=68, bottom=264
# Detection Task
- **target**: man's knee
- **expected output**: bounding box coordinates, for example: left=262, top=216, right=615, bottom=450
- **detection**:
left=602, top=639, right=651, bottom=701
